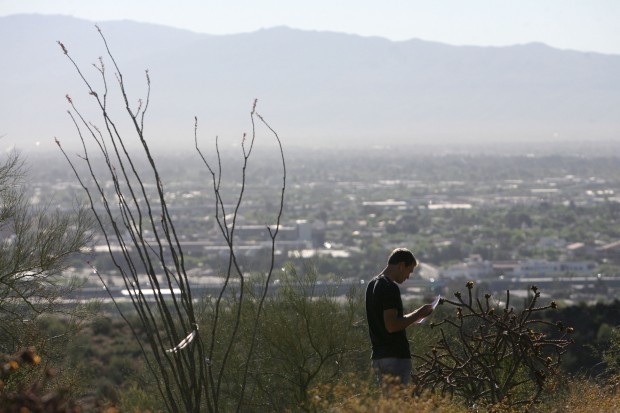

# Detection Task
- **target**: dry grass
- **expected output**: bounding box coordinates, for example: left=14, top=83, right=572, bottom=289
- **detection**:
left=307, top=376, right=468, bottom=413
left=541, top=376, right=620, bottom=413
left=305, top=374, right=620, bottom=413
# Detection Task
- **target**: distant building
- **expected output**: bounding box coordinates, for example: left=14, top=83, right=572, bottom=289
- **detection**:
left=288, top=248, right=351, bottom=259
left=311, top=220, right=326, bottom=247
left=596, top=240, right=620, bottom=263
left=442, top=257, right=598, bottom=280
left=513, top=260, right=596, bottom=277
left=362, top=199, right=407, bottom=214
left=441, top=255, right=493, bottom=279
left=492, top=261, right=520, bottom=277
left=427, top=203, right=472, bottom=210
left=295, top=219, right=312, bottom=242
left=566, top=242, right=585, bottom=253
left=537, top=236, right=567, bottom=249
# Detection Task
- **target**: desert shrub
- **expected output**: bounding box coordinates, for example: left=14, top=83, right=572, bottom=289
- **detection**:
left=0, top=347, right=79, bottom=413
left=599, top=326, right=620, bottom=382
left=0, top=150, right=94, bottom=409
left=194, top=264, right=370, bottom=411
left=542, top=300, right=620, bottom=375
left=255, top=265, right=369, bottom=410
left=118, top=382, right=164, bottom=413
left=92, top=316, right=113, bottom=336
left=412, top=282, right=573, bottom=410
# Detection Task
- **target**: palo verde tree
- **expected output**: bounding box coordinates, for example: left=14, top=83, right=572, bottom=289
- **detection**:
left=0, top=148, right=93, bottom=411
left=0, top=149, right=93, bottom=352
left=56, top=27, right=285, bottom=412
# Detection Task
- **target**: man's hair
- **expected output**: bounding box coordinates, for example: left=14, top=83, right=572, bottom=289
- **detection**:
left=387, top=248, right=418, bottom=267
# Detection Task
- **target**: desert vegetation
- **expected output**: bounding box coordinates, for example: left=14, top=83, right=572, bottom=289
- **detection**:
left=2, top=27, right=620, bottom=412
left=3, top=278, right=620, bottom=412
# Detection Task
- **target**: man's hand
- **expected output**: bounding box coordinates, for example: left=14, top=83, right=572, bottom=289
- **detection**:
left=383, top=303, right=435, bottom=333
left=415, top=303, right=434, bottom=320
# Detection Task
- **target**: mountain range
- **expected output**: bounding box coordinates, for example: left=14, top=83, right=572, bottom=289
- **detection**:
left=1, top=14, right=619, bottom=154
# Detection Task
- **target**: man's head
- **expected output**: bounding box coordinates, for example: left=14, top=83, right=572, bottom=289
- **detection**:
left=387, top=248, right=417, bottom=267
left=386, top=248, right=419, bottom=283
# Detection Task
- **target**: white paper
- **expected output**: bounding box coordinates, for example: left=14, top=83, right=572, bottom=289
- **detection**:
left=416, top=295, right=441, bottom=324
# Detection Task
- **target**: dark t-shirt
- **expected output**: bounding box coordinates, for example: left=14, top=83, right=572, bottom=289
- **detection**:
left=365, top=274, right=411, bottom=359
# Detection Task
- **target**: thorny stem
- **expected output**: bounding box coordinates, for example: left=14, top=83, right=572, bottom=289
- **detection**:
left=414, top=282, right=572, bottom=408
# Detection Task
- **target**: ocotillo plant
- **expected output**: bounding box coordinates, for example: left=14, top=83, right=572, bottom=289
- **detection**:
left=56, top=26, right=285, bottom=412
left=412, top=282, right=573, bottom=410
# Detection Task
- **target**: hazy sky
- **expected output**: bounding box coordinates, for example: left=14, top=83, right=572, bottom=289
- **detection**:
left=2, top=0, right=619, bottom=55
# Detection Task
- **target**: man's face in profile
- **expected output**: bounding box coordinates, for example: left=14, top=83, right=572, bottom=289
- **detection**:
left=396, top=262, right=416, bottom=283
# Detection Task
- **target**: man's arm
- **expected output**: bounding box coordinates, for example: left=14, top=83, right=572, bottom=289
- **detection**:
left=383, top=304, right=434, bottom=333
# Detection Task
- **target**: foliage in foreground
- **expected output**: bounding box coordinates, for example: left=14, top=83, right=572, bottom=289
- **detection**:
left=0, top=150, right=94, bottom=411
left=0, top=347, right=78, bottom=413
left=3, top=291, right=620, bottom=412
left=413, top=282, right=573, bottom=410
left=0, top=150, right=93, bottom=352
left=309, top=376, right=468, bottom=413
left=546, top=377, right=620, bottom=413
left=307, top=374, right=620, bottom=413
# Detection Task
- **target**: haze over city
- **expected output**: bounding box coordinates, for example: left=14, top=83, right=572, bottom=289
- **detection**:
left=1, top=2, right=619, bottom=153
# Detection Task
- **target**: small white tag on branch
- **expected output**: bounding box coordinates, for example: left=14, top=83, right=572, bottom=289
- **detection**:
left=166, top=323, right=199, bottom=353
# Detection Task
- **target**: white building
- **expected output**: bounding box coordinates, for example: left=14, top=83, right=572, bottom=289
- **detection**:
left=513, top=260, right=596, bottom=277
left=441, top=255, right=493, bottom=279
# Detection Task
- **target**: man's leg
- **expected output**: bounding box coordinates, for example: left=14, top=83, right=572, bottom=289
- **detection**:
left=371, top=358, right=412, bottom=386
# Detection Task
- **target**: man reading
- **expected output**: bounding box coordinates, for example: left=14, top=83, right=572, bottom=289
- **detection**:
left=365, top=248, right=434, bottom=386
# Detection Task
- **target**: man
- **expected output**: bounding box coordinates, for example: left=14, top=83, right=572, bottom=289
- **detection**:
left=365, top=248, right=434, bottom=387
